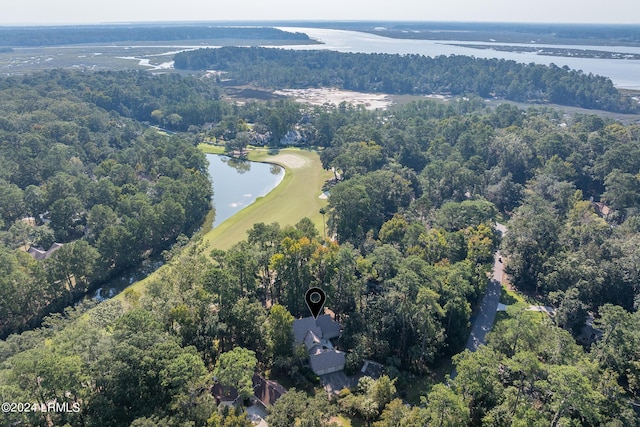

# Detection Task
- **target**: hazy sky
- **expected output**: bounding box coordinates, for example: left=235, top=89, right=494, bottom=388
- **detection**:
left=2, top=0, right=639, bottom=25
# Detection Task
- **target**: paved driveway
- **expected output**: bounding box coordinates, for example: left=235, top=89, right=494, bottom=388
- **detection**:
left=246, top=401, right=268, bottom=426
left=465, top=275, right=502, bottom=351
left=464, top=223, right=507, bottom=351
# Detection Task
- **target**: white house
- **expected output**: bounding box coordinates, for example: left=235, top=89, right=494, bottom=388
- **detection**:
left=280, top=130, right=304, bottom=146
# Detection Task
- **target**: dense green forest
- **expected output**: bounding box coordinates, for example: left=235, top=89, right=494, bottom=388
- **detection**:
left=20, top=69, right=229, bottom=130
left=174, top=46, right=639, bottom=113
left=0, top=70, right=212, bottom=338
left=2, top=66, right=640, bottom=425
left=0, top=26, right=312, bottom=47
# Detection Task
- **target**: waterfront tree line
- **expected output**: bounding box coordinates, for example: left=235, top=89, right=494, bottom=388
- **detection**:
left=0, top=26, right=312, bottom=47
left=174, top=46, right=639, bottom=113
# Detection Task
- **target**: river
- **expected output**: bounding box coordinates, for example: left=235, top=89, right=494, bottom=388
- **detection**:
left=275, top=27, right=640, bottom=89
left=11, top=27, right=639, bottom=89
left=92, top=154, right=284, bottom=300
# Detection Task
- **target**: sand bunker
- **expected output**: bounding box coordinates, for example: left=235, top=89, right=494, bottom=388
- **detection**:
left=273, top=88, right=393, bottom=110
left=269, top=153, right=308, bottom=169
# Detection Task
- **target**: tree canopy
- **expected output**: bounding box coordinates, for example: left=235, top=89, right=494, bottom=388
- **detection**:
left=174, top=47, right=638, bottom=113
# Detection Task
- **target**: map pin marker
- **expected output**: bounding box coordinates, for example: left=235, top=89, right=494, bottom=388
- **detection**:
left=305, top=287, right=326, bottom=319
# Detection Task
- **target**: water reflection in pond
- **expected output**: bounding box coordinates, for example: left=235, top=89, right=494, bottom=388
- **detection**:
left=90, top=257, right=164, bottom=302
left=223, top=156, right=252, bottom=174
left=207, top=154, right=285, bottom=227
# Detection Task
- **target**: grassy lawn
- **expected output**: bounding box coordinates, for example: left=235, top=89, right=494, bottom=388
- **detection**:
left=199, top=145, right=332, bottom=251
left=494, top=310, right=510, bottom=324
left=500, top=282, right=546, bottom=307
left=329, top=415, right=352, bottom=426
left=490, top=284, right=548, bottom=332
left=198, top=143, right=226, bottom=155
left=500, top=284, right=527, bottom=305
left=330, top=415, right=366, bottom=427
left=493, top=306, right=546, bottom=325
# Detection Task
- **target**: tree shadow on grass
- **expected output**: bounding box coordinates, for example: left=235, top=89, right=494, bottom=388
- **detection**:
left=500, top=286, right=520, bottom=305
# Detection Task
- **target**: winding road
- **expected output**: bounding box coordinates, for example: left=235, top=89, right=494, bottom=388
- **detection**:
left=464, top=223, right=507, bottom=351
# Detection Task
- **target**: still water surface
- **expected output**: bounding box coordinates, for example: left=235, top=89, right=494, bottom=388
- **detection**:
left=206, top=154, right=285, bottom=227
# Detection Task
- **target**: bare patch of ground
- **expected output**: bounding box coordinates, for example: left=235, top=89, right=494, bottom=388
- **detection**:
left=268, top=153, right=309, bottom=169
left=273, top=87, right=393, bottom=110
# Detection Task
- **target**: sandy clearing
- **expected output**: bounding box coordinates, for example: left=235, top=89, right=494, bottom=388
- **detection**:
left=268, top=153, right=309, bottom=168
left=273, top=87, right=393, bottom=110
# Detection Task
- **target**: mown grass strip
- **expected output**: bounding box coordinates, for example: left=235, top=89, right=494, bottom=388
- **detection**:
left=199, top=145, right=331, bottom=251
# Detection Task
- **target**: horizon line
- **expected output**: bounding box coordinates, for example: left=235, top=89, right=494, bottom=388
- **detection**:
left=1, top=20, right=640, bottom=27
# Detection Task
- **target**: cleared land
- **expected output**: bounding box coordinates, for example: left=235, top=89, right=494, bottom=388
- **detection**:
left=273, top=88, right=393, bottom=110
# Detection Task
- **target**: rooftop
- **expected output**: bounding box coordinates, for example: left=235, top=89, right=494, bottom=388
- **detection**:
left=293, top=314, right=341, bottom=345
left=27, top=242, right=63, bottom=260
left=252, top=374, right=287, bottom=407
left=309, top=349, right=346, bottom=374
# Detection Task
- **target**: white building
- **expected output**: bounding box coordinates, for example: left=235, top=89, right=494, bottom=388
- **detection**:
left=280, top=130, right=304, bottom=146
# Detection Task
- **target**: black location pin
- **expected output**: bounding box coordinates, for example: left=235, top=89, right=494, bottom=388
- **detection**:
left=305, top=287, right=326, bottom=319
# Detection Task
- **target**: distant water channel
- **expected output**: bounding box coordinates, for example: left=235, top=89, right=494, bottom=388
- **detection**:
left=90, top=154, right=284, bottom=301
left=206, top=154, right=285, bottom=227
left=277, top=27, right=640, bottom=89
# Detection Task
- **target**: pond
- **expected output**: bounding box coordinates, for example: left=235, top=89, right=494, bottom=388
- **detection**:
left=206, top=154, right=285, bottom=227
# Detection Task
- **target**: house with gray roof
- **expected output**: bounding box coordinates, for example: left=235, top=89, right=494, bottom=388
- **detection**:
left=316, top=314, right=341, bottom=339
left=308, top=346, right=345, bottom=376
left=293, top=316, right=322, bottom=345
left=280, top=129, right=304, bottom=146
left=303, top=330, right=323, bottom=351
left=27, top=242, right=63, bottom=261
left=293, top=315, right=345, bottom=376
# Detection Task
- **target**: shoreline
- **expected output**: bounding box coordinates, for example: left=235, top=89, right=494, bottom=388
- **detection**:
left=207, top=152, right=286, bottom=228
left=199, top=145, right=330, bottom=250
